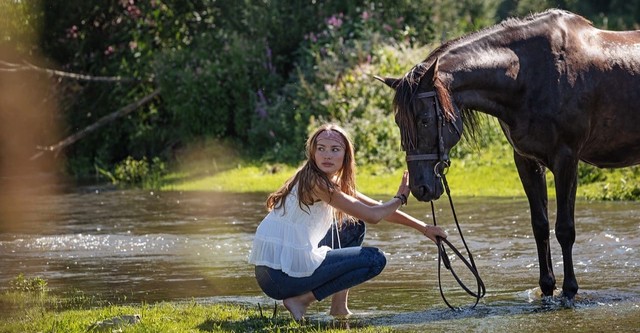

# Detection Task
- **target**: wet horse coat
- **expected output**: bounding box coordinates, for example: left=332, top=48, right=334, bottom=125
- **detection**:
left=378, top=9, right=640, bottom=301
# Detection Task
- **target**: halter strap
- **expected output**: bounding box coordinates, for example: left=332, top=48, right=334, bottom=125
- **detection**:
left=406, top=154, right=439, bottom=161
left=416, top=91, right=437, bottom=99
left=405, top=90, right=458, bottom=162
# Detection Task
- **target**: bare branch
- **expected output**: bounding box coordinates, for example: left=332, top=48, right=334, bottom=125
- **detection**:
left=0, top=60, right=151, bottom=83
left=30, top=88, right=161, bottom=160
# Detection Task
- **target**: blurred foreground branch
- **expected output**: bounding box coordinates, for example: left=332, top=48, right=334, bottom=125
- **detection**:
left=0, top=59, right=149, bottom=83
left=30, top=88, right=161, bottom=160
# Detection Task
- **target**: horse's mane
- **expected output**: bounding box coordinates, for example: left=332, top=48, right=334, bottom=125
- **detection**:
left=393, top=9, right=592, bottom=150
left=392, top=55, right=479, bottom=151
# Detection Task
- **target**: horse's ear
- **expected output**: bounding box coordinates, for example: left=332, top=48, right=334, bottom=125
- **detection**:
left=373, top=75, right=400, bottom=89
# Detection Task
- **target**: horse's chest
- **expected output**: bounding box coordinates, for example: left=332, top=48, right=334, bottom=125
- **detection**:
left=500, top=118, right=561, bottom=163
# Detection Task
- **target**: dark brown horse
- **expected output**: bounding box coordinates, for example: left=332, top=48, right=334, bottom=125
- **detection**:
left=377, top=9, right=640, bottom=304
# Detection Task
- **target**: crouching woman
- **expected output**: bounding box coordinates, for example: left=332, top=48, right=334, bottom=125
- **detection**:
left=248, top=123, right=446, bottom=320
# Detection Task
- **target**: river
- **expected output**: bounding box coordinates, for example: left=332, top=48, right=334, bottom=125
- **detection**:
left=1, top=189, right=638, bottom=332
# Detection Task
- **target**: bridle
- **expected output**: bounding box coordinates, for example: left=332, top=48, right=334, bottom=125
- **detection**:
left=407, top=90, right=486, bottom=310
left=405, top=91, right=461, bottom=177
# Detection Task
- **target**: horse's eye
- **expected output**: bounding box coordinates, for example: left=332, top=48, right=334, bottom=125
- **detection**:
left=420, top=114, right=432, bottom=126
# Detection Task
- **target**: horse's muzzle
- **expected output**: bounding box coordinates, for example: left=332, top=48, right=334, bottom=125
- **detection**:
left=410, top=184, right=443, bottom=202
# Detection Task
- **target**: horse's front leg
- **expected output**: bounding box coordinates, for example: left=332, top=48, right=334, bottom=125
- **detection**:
left=513, top=152, right=555, bottom=296
left=551, top=151, right=579, bottom=303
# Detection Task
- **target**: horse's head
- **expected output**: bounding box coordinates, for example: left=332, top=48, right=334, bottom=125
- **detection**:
left=375, top=65, right=463, bottom=201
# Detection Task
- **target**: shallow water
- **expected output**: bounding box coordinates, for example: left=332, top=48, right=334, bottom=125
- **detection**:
left=1, top=189, right=638, bottom=331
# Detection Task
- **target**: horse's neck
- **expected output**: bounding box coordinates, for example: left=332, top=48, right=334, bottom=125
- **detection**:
left=434, top=12, right=576, bottom=122
left=441, top=51, right=521, bottom=122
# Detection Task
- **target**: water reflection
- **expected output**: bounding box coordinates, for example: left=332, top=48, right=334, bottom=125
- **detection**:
left=1, top=190, right=638, bottom=330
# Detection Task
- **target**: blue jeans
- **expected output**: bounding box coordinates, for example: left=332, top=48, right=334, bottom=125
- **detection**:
left=254, top=220, right=386, bottom=301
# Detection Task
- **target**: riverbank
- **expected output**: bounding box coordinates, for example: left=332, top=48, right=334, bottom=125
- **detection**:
left=160, top=143, right=530, bottom=197
left=158, top=140, right=639, bottom=201
left=0, top=290, right=388, bottom=332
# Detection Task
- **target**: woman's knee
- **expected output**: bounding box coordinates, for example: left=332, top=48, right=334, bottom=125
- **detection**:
left=365, top=247, right=386, bottom=275
left=255, top=266, right=284, bottom=300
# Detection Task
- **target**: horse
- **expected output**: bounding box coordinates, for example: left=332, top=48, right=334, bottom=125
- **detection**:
left=376, top=9, right=640, bottom=304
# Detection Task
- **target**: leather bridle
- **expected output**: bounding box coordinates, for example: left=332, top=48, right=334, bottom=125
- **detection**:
left=407, top=90, right=486, bottom=310
left=405, top=91, right=461, bottom=178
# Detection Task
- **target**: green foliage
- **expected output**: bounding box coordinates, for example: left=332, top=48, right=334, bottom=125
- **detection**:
left=237, top=1, right=439, bottom=163
left=497, top=0, right=640, bottom=30
left=0, top=0, right=44, bottom=55
left=430, top=0, right=502, bottom=40
left=105, top=156, right=166, bottom=189
left=25, top=1, right=226, bottom=178
left=256, top=2, right=439, bottom=165
left=9, top=273, right=48, bottom=293
left=4, top=0, right=640, bottom=198
left=577, top=163, right=606, bottom=184
left=579, top=165, right=640, bottom=200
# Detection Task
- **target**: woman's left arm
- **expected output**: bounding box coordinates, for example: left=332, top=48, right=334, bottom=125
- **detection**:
left=356, top=191, right=446, bottom=243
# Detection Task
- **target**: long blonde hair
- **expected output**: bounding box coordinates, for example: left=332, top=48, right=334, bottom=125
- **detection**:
left=266, top=124, right=357, bottom=223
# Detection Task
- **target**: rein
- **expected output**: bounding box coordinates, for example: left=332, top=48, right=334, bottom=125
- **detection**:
left=431, top=173, right=486, bottom=310
left=408, top=89, right=485, bottom=310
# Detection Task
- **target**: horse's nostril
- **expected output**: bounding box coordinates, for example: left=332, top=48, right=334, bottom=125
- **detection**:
left=411, top=185, right=434, bottom=201
left=423, top=185, right=433, bottom=197
left=416, top=185, right=431, bottom=198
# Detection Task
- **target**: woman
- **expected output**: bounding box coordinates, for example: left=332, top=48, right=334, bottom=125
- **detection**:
left=248, top=123, right=446, bottom=320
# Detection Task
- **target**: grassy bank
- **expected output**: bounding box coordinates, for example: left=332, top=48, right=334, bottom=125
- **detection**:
left=0, top=292, right=388, bottom=332
left=0, top=274, right=387, bottom=333
left=160, top=142, right=531, bottom=198
left=160, top=139, right=640, bottom=201
left=161, top=141, right=524, bottom=197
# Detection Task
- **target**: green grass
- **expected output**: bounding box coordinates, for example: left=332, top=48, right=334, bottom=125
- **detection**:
left=161, top=143, right=534, bottom=197
left=0, top=291, right=390, bottom=333
left=160, top=140, right=640, bottom=201
left=162, top=164, right=296, bottom=193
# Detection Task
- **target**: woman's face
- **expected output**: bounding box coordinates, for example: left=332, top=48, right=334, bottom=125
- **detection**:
left=314, top=135, right=346, bottom=177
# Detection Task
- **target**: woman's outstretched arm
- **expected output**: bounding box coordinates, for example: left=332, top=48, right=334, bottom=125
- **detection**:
left=356, top=191, right=447, bottom=244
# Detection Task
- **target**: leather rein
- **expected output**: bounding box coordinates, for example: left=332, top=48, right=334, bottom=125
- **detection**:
left=409, top=90, right=486, bottom=310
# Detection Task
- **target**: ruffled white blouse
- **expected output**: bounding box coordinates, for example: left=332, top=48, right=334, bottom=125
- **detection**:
left=248, top=185, right=333, bottom=278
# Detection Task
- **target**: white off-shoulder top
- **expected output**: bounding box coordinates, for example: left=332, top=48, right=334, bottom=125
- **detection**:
left=248, top=184, right=333, bottom=277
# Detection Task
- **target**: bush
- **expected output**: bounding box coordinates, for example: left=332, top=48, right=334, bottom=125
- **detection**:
left=580, top=165, right=640, bottom=200
left=99, top=156, right=166, bottom=189
left=251, top=5, right=437, bottom=166
left=9, top=274, right=48, bottom=293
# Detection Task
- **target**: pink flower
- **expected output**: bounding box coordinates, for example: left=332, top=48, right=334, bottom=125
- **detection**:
left=326, top=14, right=343, bottom=28
left=66, top=25, right=79, bottom=39
left=305, top=32, right=317, bottom=43
left=127, top=5, right=142, bottom=18
left=104, top=45, right=115, bottom=55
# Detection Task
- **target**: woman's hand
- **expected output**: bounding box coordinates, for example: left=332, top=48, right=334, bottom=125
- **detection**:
left=395, top=171, right=411, bottom=205
left=423, top=225, right=447, bottom=244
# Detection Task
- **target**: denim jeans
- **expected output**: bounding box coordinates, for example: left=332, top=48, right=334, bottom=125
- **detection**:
left=254, top=220, right=386, bottom=301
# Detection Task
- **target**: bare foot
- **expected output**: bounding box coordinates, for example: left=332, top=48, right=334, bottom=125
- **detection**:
left=283, top=292, right=315, bottom=321
left=329, top=290, right=353, bottom=318
left=329, top=307, right=353, bottom=318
